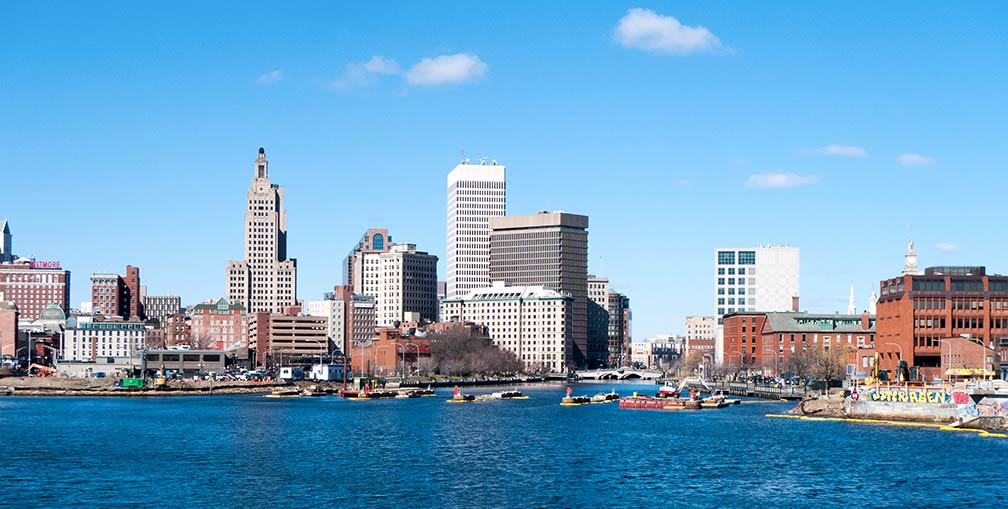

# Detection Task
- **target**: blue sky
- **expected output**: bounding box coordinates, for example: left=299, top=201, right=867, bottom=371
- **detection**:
left=2, top=2, right=1006, bottom=340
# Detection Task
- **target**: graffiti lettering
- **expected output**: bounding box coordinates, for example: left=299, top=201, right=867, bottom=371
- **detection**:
left=866, top=389, right=951, bottom=404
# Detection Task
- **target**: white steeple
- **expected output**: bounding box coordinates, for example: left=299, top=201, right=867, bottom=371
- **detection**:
left=902, top=236, right=919, bottom=276
left=848, top=285, right=856, bottom=315
left=868, top=290, right=878, bottom=315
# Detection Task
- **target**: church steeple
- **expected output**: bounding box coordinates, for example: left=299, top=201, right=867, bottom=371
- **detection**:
left=254, top=147, right=268, bottom=179
left=848, top=285, right=856, bottom=315
left=902, top=236, right=919, bottom=276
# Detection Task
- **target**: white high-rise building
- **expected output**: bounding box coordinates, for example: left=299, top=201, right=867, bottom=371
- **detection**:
left=713, top=246, right=799, bottom=361
left=226, top=148, right=298, bottom=314
left=306, top=298, right=346, bottom=353
left=446, top=160, right=506, bottom=298
left=375, top=244, right=438, bottom=326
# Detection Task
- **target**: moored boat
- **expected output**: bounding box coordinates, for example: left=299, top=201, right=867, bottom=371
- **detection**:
left=560, top=387, right=590, bottom=406
left=590, top=390, right=620, bottom=404
left=446, top=385, right=477, bottom=403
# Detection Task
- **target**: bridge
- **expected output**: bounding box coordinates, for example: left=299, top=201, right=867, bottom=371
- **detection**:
left=576, top=368, right=664, bottom=380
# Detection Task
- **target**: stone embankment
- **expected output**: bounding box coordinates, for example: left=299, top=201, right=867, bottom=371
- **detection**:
left=0, top=376, right=287, bottom=396
left=788, top=393, right=1008, bottom=433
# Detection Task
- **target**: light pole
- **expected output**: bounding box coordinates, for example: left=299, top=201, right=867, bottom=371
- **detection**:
left=395, top=344, right=405, bottom=378
left=374, top=345, right=391, bottom=378
left=307, top=338, right=325, bottom=369
left=405, top=342, right=420, bottom=377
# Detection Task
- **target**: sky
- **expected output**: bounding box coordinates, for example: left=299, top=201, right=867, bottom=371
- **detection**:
left=2, top=2, right=1006, bottom=341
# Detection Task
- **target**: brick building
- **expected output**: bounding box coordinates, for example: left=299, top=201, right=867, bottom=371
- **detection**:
left=188, top=298, right=247, bottom=353
left=0, top=301, right=18, bottom=359
left=0, top=261, right=70, bottom=322
left=723, top=311, right=875, bottom=375
left=875, top=265, right=1008, bottom=380
left=91, top=265, right=145, bottom=320
left=351, top=327, right=432, bottom=377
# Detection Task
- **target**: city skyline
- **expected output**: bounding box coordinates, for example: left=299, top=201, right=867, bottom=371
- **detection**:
left=3, top=3, right=1006, bottom=341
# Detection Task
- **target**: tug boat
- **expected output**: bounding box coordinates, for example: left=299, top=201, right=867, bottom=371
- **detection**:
left=446, top=385, right=477, bottom=403
left=560, top=386, right=591, bottom=406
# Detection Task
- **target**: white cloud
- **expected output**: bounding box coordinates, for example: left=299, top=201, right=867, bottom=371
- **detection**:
left=330, top=56, right=402, bottom=90
left=746, top=172, right=819, bottom=189
left=406, top=53, right=488, bottom=86
left=816, top=144, right=867, bottom=157
left=613, top=8, right=726, bottom=55
left=897, top=153, right=936, bottom=167
left=256, top=70, right=283, bottom=85
left=936, top=243, right=963, bottom=253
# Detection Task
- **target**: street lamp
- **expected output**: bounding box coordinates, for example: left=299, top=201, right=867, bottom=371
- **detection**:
left=885, top=342, right=905, bottom=382
left=307, top=338, right=325, bottom=369
left=374, top=345, right=391, bottom=378
left=405, top=342, right=420, bottom=377
left=937, top=339, right=952, bottom=383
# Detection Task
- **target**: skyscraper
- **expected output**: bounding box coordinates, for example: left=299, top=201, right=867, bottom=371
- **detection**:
left=446, top=160, right=506, bottom=298
left=490, top=211, right=589, bottom=368
left=343, top=228, right=392, bottom=293
left=226, top=148, right=298, bottom=313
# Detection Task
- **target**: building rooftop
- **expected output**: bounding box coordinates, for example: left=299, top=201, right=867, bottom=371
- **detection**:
left=447, top=282, right=571, bottom=301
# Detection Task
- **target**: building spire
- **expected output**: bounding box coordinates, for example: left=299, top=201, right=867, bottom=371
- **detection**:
left=902, top=235, right=919, bottom=276
left=254, top=147, right=268, bottom=179
left=848, top=284, right=856, bottom=315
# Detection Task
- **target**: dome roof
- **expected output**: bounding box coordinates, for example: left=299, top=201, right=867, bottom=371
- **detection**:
left=39, top=303, right=66, bottom=323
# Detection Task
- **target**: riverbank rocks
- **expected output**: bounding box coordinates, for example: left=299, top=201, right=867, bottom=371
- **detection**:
left=790, top=396, right=846, bottom=417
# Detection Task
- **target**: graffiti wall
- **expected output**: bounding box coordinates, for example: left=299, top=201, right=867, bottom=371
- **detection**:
left=863, top=388, right=951, bottom=404
left=956, top=398, right=1008, bottom=418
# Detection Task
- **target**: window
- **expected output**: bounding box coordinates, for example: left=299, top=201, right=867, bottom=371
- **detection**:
left=372, top=233, right=385, bottom=251
left=738, top=268, right=746, bottom=275
left=717, top=251, right=736, bottom=265
left=738, top=251, right=756, bottom=264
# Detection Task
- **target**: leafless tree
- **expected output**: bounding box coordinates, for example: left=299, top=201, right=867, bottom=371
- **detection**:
left=189, top=330, right=217, bottom=350
left=429, top=329, right=522, bottom=376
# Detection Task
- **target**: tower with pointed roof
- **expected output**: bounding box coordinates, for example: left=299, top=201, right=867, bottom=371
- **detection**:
left=848, top=285, right=856, bottom=315
left=902, top=237, right=919, bottom=276
left=1, top=220, right=11, bottom=263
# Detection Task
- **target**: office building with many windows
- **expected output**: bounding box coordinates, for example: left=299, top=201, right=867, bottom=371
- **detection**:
left=446, top=160, right=506, bottom=298
left=226, top=148, right=298, bottom=313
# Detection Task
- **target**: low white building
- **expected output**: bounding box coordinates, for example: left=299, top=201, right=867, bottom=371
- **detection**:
left=441, top=282, right=573, bottom=373
left=63, top=320, right=146, bottom=361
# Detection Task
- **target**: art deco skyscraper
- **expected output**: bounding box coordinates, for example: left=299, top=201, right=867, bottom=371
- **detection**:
left=226, top=148, right=297, bottom=313
left=446, top=159, right=506, bottom=298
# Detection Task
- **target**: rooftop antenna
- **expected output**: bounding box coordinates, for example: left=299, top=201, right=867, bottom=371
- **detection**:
left=460, top=149, right=466, bottom=164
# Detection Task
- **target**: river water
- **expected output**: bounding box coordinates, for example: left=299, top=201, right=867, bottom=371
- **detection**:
left=1, top=382, right=1005, bottom=508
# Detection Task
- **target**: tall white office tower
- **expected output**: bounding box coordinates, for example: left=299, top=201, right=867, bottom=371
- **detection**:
left=446, top=159, right=506, bottom=298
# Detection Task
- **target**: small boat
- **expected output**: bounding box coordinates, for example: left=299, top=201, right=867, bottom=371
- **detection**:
left=395, top=390, right=422, bottom=398
left=338, top=388, right=360, bottom=398
left=446, top=385, right=477, bottom=403
left=561, top=395, right=591, bottom=406
left=619, top=395, right=702, bottom=410
left=590, top=390, right=620, bottom=404
left=415, top=385, right=436, bottom=397
left=265, top=388, right=301, bottom=398
left=492, top=390, right=528, bottom=399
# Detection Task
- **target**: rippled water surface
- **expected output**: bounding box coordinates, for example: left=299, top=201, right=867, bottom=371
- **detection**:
left=2, top=382, right=1006, bottom=508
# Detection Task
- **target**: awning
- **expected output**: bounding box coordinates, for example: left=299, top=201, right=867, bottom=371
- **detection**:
left=944, top=368, right=997, bottom=376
